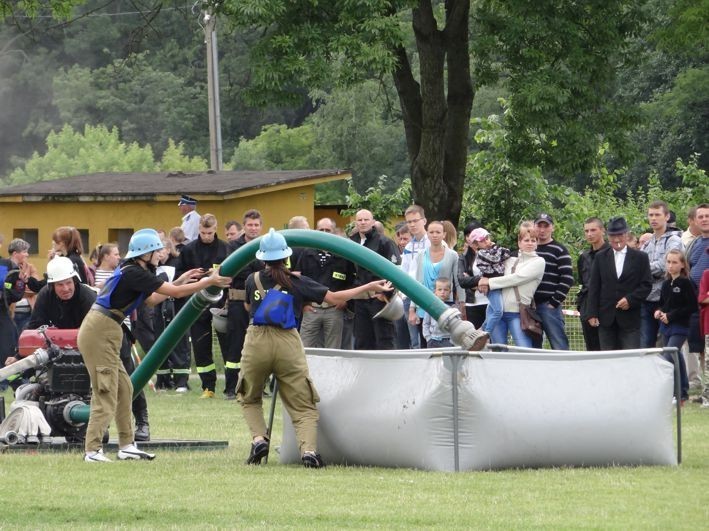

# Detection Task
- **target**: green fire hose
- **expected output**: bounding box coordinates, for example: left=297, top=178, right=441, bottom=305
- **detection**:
left=68, top=229, right=485, bottom=423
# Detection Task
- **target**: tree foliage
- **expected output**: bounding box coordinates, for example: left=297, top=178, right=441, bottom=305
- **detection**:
left=53, top=54, right=209, bottom=158
left=7, top=124, right=206, bottom=184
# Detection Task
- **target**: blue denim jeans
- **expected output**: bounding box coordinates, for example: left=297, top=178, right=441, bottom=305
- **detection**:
left=491, top=312, right=532, bottom=348
left=403, top=298, right=420, bottom=349
left=640, top=301, right=661, bottom=348
left=662, top=333, right=689, bottom=400
left=482, top=289, right=503, bottom=334
left=533, top=303, right=569, bottom=350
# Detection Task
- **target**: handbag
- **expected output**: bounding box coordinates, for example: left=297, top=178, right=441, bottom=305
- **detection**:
left=511, top=260, right=543, bottom=340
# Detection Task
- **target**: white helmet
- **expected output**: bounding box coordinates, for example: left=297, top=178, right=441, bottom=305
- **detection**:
left=46, top=257, right=79, bottom=283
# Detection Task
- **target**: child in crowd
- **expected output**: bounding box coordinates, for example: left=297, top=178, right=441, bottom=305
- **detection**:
left=469, top=228, right=511, bottom=334
left=422, top=277, right=454, bottom=348
left=654, top=249, right=696, bottom=403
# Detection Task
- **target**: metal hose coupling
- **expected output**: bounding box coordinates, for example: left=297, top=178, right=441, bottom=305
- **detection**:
left=439, top=308, right=489, bottom=351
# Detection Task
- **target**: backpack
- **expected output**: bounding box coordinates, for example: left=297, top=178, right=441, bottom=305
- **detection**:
left=252, top=272, right=297, bottom=329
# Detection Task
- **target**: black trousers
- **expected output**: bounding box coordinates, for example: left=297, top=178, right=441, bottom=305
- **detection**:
left=119, top=334, right=148, bottom=422
left=598, top=323, right=641, bottom=351
left=353, top=298, right=395, bottom=350
left=226, top=300, right=250, bottom=393
left=581, top=319, right=602, bottom=351
left=190, top=310, right=228, bottom=392
left=153, top=299, right=191, bottom=388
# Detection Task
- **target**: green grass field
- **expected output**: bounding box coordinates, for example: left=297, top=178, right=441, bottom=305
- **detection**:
left=1, top=378, right=708, bottom=529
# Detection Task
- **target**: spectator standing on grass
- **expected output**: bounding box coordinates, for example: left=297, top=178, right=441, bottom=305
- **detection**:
left=8, top=238, right=41, bottom=334
left=640, top=200, right=684, bottom=348
left=698, top=267, right=709, bottom=408
left=408, top=221, right=463, bottom=349
left=225, top=220, right=242, bottom=243
left=687, top=205, right=709, bottom=405
left=654, top=249, right=695, bottom=403
left=467, top=227, right=511, bottom=335
left=296, top=218, right=355, bottom=349
left=350, top=209, right=400, bottom=350
left=393, top=221, right=412, bottom=348
left=47, top=226, right=92, bottom=286
left=532, top=213, right=574, bottom=349
left=422, top=277, right=455, bottom=348
left=457, top=221, right=486, bottom=329
left=680, top=206, right=703, bottom=391
left=153, top=239, right=193, bottom=392
left=0, top=240, right=26, bottom=390
left=577, top=218, right=609, bottom=351
left=93, top=244, right=121, bottom=288
left=176, top=213, right=230, bottom=399
left=477, top=222, right=545, bottom=347
left=400, top=205, right=429, bottom=349
left=225, top=209, right=266, bottom=396
left=586, top=217, right=652, bottom=351
left=178, top=195, right=200, bottom=243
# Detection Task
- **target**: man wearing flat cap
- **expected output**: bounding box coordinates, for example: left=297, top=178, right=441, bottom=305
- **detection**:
left=587, top=217, right=652, bottom=350
left=178, top=195, right=200, bottom=243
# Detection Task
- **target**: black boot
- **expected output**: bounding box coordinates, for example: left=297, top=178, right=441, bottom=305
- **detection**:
left=134, top=409, right=150, bottom=442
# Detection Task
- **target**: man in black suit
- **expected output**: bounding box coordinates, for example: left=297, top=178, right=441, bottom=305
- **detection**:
left=587, top=217, right=652, bottom=350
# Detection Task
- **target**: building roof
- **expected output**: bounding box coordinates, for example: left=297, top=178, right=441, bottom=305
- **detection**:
left=0, top=169, right=349, bottom=202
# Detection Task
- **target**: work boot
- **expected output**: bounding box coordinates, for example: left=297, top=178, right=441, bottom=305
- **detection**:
left=245, top=439, right=270, bottom=465
left=301, top=451, right=326, bottom=469
left=134, top=411, right=150, bottom=442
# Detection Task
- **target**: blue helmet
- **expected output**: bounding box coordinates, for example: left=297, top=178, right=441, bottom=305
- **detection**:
left=256, top=228, right=292, bottom=261
left=125, top=228, right=164, bottom=259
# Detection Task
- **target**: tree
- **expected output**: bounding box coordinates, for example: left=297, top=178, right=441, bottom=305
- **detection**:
left=53, top=54, right=210, bottom=158
left=0, top=0, right=83, bottom=20
left=214, top=0, right=644, bottom=225
left=7, top=124, right=206, bottom=184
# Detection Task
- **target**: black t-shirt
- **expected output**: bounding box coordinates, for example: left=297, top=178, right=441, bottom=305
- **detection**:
left=28, top=282, right=96, bottom=329
left=245, top=270, right=328, bottom=321
left=103, top=263, right=164, bottom=311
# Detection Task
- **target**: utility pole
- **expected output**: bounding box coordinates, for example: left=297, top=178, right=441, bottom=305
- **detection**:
left=203, top=5, right=223, bottom=171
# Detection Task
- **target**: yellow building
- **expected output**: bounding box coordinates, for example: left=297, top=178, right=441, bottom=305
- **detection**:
left=0, top=169, right=350, bottom=259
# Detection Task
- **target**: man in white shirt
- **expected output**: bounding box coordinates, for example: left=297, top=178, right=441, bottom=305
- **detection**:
left=178, top=195, right=200, bottom=243
left=587, top=217, right=652, bottom=350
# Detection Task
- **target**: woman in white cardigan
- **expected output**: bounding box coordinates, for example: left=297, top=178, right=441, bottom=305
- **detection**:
left=477, top=222, right=545, bottom=347
left=409, top=221, right=465, bottom=346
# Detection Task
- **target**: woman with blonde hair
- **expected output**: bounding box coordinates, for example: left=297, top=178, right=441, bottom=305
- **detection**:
left=477, top=222, right=545, bottom=347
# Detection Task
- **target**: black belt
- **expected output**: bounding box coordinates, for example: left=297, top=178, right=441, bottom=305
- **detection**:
left=91, top=304, right=125, bottom=325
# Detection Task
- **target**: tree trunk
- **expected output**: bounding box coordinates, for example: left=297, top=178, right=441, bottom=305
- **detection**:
left=392, top=0, right=473, bottom=226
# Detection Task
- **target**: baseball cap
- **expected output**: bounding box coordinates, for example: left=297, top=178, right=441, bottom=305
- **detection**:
left=535, top=213, right=554, bottom=225
left=469, top=228, right=490, bottom=242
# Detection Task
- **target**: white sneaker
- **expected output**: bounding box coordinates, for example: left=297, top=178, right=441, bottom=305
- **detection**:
left=175, top=386, right=188, bottom=394
left=117, top=443, right=156, bottom=460
left=84, top=449, right=112, bottom=463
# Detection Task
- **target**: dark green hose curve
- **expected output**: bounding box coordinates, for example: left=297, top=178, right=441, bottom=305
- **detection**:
left=69, top=229, right=475, bottom=423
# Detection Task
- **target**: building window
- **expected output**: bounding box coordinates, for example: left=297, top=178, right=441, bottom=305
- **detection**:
left=78, top=229, right=90, bottom=256
left=13, top=229, right=39, bottom=254
left=108, top=228, right=134, bottom=255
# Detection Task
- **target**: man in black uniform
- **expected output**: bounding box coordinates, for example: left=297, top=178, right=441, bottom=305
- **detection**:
left=350, top=209, right=401, bottom=350
left=225, top=209, right=265, bottom=400
left=296, top=218, right=356, bottom=348
left=176, top=213, right=230, bottom=399
left=577, top=217, right=609, bottom=351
